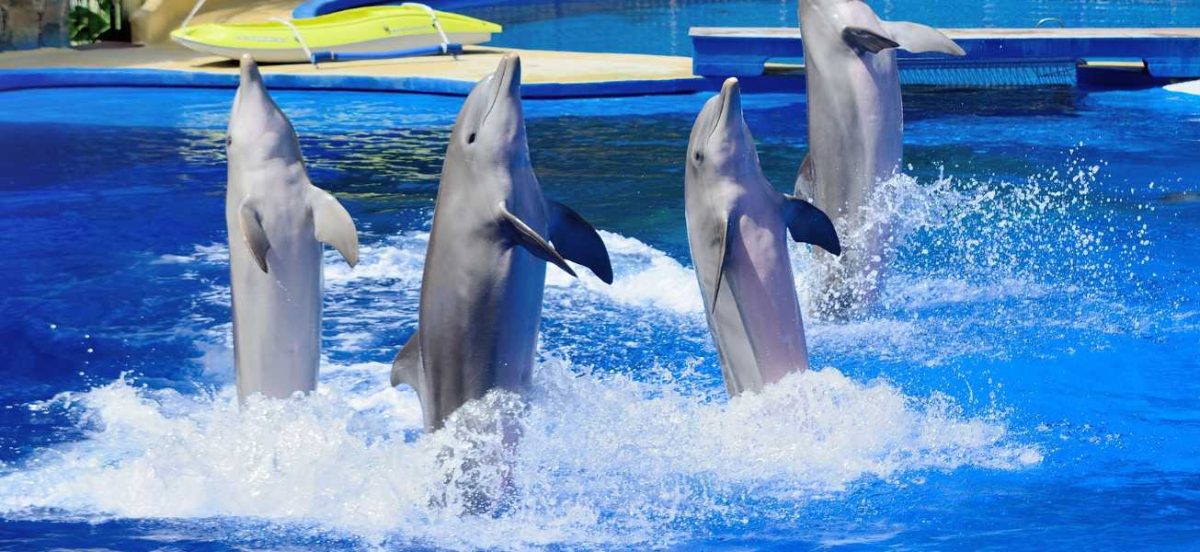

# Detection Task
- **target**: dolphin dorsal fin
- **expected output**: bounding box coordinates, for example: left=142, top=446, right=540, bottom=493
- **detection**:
left=309, top=186, right=359, bottom=267
left=780, top=194, right=842, bottom=255
left=546, top=200, right=614, bottom=284
left=238, top=199, right=271, bottom=273
left=842, top=26, right=900, bottom=54
left=391, top=331, right=423, bottom=390
left=880, top=21, right=965, bottom=56
left=794, top=153, right=816, bottom=201
left=497, top=202, right=578, bottom=278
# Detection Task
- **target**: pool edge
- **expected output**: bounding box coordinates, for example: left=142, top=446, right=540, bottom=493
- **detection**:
left=0, top=67, right=711, bottom=99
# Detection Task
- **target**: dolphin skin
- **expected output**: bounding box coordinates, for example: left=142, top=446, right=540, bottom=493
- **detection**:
left=686, top=78, right=841, bottom=397
left=226, top=55, right=359, bottom=401
left=795, top=0, right=963, bottom=316
left=392, top=54, right=613, bottom=432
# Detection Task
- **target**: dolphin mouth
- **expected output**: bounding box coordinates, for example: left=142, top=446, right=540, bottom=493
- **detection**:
left=706, top=77, right=741, bottom=146
left=480, top=54, right=521, bottom=128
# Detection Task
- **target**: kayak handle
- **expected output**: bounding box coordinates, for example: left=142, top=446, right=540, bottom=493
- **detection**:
left=310, top=43, right=464, bottom=64
left=401, top=2, right=458, bottom=60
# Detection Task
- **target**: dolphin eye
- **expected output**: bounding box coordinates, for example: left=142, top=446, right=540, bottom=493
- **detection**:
left=226, top=135, right=233, bottom=146
left=693, top=150, right=704, bottom=163
left=467, top=132, right=476, bottom=144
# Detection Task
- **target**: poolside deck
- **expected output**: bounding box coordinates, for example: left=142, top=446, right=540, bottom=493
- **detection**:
left=0, top=44, right=701, bottom=97
left=0, top=0, right=702, bottom=97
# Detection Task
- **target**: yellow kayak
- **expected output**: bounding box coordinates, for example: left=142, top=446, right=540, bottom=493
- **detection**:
left=170, top=5, right=502, bottom=63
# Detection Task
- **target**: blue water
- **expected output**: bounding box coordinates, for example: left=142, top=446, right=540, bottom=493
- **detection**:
left=0, top=82, right=1198, bottom=549
left=447, top=0, right=1200, bottom=56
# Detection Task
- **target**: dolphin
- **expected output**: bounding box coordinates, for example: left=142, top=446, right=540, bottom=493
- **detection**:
left=392, top=54, right=613, bottom=432
left=686, top=78, right=841, bottom=397
left=226, top=54, right=359, bottom=401
left=795, top=0, right=964, bottom=315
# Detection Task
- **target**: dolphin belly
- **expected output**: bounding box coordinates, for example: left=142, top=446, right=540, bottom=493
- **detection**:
left=415, top=214, right=547, bottom=431
left=229, top=216, right=323, bottom=400
left=803, top=45, right=904, bottom=316
left=698, top=248, right=763, bottom=396
left=726, top=214, right=811, bottom=385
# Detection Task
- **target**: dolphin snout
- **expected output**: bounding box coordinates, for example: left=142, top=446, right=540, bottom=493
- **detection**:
left=719, top=77, right=742, bottom=117
left=239, top=54, right=263, bottom=87
left=711, top=77, right=744, bottom=141
left=495, top=53, right=522, bottom=98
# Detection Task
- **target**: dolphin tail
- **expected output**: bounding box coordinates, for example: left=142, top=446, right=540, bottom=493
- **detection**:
left=391, top=331, right=423, bottom=390
left=880, top=21, right=965, bottom=56
left=309, top=185, right=360, bottom=267
left=497, top=202, right=578, bottom=278
left=781, top=195, right=842, bottom=255
left=546, top=200, right=614, bottom=284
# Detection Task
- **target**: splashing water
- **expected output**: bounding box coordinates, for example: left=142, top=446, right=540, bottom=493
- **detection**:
left=0, top=361, right=1038, bottom=548
left=0, top=151, right=1160, bottom=548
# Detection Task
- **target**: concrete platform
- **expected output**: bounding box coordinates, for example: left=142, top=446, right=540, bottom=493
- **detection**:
left=0, top=43, right=703, bottom=97
left=691, top=27, right=1200, bottom=86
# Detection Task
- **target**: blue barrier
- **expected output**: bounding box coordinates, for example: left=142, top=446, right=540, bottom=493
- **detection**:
left=690, top=27, right=1200, bottom=86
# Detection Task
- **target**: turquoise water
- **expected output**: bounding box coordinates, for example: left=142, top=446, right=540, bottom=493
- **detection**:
left=448, top=0, right=1200, bottom=56
left=0, top=83, right=1197, bottom=548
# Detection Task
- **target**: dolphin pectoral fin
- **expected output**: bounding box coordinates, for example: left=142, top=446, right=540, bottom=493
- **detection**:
left=309, top=186, right=360, bottom=268
left=238, top=200, right=271, bottom=273
left=546, top=200, right=614, bottom=284
left=842, top=26, right=900, bottom=54
left=794, top=153, right=816, bottom=201
left=706, top=215, right=733, bottom=316
left=498, top=202, right=578, bottom=278
left=391, top=331, right=422, bottom=390
left=781, top=195, right=842, bottom=255
left=881, top=21, right=965, bottom=56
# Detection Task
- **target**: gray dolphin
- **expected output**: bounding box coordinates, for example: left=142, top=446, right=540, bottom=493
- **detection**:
left=226, top=55, right=359, bottom=401
left=795, top=0, right=963, bottom=315
left=392, top=54, right=613, bottom=432
left=686, top=78, right=841, bottom=397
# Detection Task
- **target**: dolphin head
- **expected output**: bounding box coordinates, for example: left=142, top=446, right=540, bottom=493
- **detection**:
left=227, top=55, right=303, bottom=169
left=686, top=78, right=761, bottom=184
left=449, top=54, right=527, bottom=168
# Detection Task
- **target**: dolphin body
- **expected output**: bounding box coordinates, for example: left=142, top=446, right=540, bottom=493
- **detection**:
left=226, top=55, right=359, bottom=401
left=686, top=78, right=841, bottom=397
left=392, top=54, right=613, bottom=432
left=795, top=0, right=963, bottom=315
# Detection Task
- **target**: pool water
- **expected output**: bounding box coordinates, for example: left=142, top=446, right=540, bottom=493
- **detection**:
left=0, top=83, right=1198, bottom=549
left=448, top=0, right=1200, bottom=56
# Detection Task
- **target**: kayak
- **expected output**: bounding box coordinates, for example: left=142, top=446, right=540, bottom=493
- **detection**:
left=170, top=5, right=502, bottom=63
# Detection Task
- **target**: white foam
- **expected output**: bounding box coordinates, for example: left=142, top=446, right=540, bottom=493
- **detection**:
left=1165, top=79, right=1200, bottom=95
left=0, top=362, right=1037, bottom=548
left=547, top=231, right=703, bottom=314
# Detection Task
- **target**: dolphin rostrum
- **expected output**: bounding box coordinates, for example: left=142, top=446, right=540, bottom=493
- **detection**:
left=226, top=55, right=359, bottom=401
left=686, top=78, right=841, bottom=397
left=392, top=54, right=613, bottom=432
left=795, top=0, right=963, bottom=315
